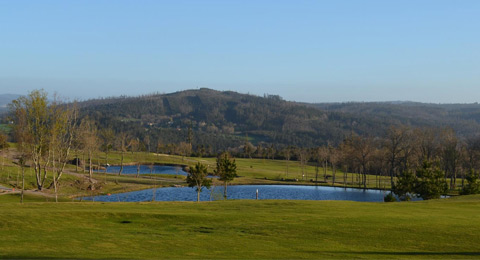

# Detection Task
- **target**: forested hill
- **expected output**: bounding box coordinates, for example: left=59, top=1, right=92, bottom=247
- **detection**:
left=79, top=88, right=480, bottom=151
left=312, top=101, right=480, bottom=137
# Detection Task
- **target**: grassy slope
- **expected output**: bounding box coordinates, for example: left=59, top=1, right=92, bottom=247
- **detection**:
left=105, top=152, right=393, bottom=189
left=1, top=195, right=479, bottom=259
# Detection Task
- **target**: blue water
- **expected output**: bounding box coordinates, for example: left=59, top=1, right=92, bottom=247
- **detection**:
left=83, top=185, right=388, bottom=202
left=97, top=165, right=188, bottom=176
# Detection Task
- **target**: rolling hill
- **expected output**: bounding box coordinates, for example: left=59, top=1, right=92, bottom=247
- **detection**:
left=78, top=88, right=480, bottom=151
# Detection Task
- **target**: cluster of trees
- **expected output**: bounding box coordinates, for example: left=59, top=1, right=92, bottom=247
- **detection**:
left=9, top=90, right=78, bottom=202
left=249, top=126, right=480, bottom=199
left=186, top=152, right=237, bottom=202
left=7, top=90, right=103, bottom=202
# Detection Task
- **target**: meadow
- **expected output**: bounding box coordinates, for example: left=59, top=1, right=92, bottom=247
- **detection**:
left=0, top=194, right=479, bottom=259
left=0, top=148, right=478, bottom=259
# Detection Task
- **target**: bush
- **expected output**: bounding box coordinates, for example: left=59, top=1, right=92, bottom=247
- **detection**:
left=460, top=170, right=480, bottom=195
left=384, top=192, right=397, bottom=202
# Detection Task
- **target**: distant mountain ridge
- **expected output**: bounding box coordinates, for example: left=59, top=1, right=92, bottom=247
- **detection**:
left=0, top=94, right=21, bottom=107
left=0, top=94, right=21, bottom=114
left=77, top=88, right=480, bottom=150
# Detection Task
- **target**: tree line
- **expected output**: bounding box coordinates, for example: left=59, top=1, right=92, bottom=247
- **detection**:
left=77, top=88, right=480, bottom=152
left=4, top=90, right=480, bottom=202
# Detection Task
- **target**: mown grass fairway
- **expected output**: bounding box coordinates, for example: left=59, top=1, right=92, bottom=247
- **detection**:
left=1, top=195, right=479, bottom=259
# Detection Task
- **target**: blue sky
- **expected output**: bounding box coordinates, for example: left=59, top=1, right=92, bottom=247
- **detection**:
left=1, top=0, right=479, bottom=103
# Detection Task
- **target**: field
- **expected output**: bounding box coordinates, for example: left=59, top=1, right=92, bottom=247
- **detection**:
left=0, top=148, right=478, bottom=259
left=100, top=151, right=393, bottom=189
left=0, top=194, right=479, bottom=259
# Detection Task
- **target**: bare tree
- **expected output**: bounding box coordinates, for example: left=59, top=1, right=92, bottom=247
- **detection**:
left=298, top=148, right=308, bottom=180
left=384, top=126, right=408, bottom=188
left=348, top=135, right=375, bottom=189
left=116, top=132, right=130, bottom=176
left=329, top=146, right=340, bottom=186
left=283, top=146, right=292, bottom=177
left=49, top=99, right=79, bottom=202
left=79, top=118, right=98, bottom=183
left=99, top=128, right=115, bottom=168
left=415, top=127, right=439, bottom=163
left=440, top=128, right=462, bottom=189
left=177, top=141, right=192, bottom=161
left=316, top=146, right=329, bottom=182
left=129, top=138, right=141, bottom=178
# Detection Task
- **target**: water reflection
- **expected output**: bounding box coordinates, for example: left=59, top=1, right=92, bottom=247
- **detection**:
left=84, top=185, right=388, bottom=202
left=96, top=165, right=188, bottom=175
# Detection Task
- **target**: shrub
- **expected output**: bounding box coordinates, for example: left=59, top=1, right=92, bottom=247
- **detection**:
left=384, top=192, right=397, bottom=202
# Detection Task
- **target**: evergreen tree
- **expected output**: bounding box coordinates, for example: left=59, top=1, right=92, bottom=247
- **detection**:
left=214, top=152, right=237, bottom=199
left=415, top=161, right=448, bottom=200
left=393, top=170, right=416, bottom=201
left=460, top=170, right=480, bottom=195
left=186, top=162, right=211, bottom=202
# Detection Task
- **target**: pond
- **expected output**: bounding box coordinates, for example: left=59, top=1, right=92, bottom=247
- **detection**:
left=83, top=185, right=388, bottom=202
left=96, top=165, right=188, bottom=176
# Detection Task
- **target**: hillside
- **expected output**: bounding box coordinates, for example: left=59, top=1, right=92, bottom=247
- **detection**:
left=79, top=89, right=389, bottom=150
left=313, top=101, right=480, bottom=137
left=77, top=88, right=480, bottom=152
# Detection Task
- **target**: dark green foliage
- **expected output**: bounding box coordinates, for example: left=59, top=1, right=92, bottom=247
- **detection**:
left=384, top=192, right=397, bottom=202
left=214, top=152, right=237, bottom=199
left=392, top=170, right=416, bottom=201
left=186, top=162, right=212, bottom=202
left=75, top=89, right=480, bottom=154
left=215, top=153, right=238, bottom=182
left=461, top=170, right=480, bottom=195
left=415, top=161, right=448, bottom=200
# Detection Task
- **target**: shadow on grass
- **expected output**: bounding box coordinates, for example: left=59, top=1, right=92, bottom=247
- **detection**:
left=326, top=251, right=480, bottom=256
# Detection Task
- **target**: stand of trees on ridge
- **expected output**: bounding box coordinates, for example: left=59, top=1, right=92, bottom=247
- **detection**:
left=2, top=89, right=480, bottom=202
left=76, top=88, right=480, bottom=151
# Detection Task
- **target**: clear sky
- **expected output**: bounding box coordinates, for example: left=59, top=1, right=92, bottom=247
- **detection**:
left=1, top=0, right=479, bottom=103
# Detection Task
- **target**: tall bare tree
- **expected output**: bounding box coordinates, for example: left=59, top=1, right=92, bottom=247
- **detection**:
left=440, top=128, right=462, bottom=189
left=80, top=117, right=98, bottom=183
left=99, top=128, right=115, bottom=167
left=49, top=99, right=78, bottom=202
left=116, top=132, right=130, bottom=176
left=329, top=146, right=340, bottom=186
left=283, top=146, right=292, bottom=177
left=317, top=146, right=329, bottom=182
left=348, top=135, right=375, bottom=189
left=384, top=126, right=408, bottom=188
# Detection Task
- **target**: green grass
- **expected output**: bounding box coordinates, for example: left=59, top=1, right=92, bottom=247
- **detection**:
left=0, top=193, right=50, bottom=203
left=0, top=196, right=479, bottom=259
left=0, top=150, right=464, bottom=202
left=101, top=151, right=393, bottom=189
